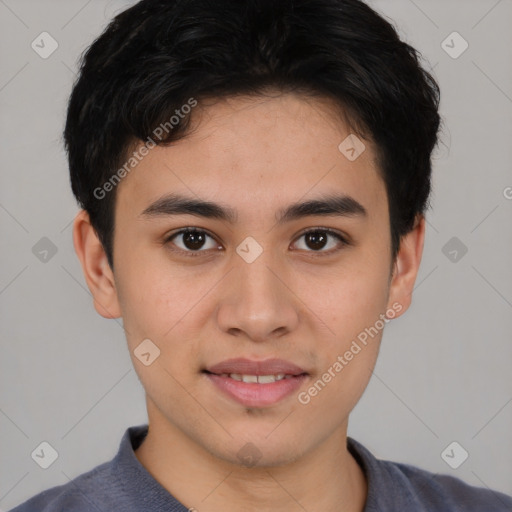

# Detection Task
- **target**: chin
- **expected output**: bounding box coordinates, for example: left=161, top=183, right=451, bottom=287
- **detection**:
left=205, top=428, right=308, bottom=469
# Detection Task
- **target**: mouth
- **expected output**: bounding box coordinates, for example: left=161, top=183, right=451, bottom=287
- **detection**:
left=202, top=358, right=309, bottom=407
left=205, top=372, right=299, bottom=383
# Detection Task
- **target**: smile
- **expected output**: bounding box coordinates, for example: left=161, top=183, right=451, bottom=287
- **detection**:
left=222, top=373, right=293, bottom=383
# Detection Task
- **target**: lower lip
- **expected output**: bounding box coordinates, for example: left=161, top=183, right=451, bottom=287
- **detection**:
left=205, top=373, right=308, bottom=407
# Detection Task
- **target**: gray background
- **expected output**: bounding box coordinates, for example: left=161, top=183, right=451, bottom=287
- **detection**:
left=1, top=0, right=511, bottom=509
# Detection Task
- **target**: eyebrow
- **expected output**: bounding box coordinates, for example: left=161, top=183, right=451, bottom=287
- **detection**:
left=139, top=192, right=367, bottom=224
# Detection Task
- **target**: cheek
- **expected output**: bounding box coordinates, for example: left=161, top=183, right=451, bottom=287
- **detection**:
left=306, top=253, right=391, bottom=393
left=113, top=258, right=176, bottom=343
left=300, top=289, right=386, bottom=421
left=115, top=260, right=215, bottom=370
left=315, top=258, right=391, bottom=333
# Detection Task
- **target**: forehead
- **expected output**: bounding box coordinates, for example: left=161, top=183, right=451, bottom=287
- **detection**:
left=115, top=93, right=386, bottom=223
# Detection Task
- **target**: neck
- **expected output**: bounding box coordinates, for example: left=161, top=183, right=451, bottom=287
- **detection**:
left=135, top=400, right=367, bottom=512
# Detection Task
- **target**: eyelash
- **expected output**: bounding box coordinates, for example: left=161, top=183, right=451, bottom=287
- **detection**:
left=164, top=227, right=349, bottom=258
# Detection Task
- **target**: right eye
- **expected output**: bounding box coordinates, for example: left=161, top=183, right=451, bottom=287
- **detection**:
left=164, top=228, right=222, bottom=257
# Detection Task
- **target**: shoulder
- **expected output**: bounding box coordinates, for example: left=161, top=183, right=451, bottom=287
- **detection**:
left=8, top=459, right=119, bottom=512
left=391, top=459, right=512, bottom=511
left=347, top=437, right=512, bottom=512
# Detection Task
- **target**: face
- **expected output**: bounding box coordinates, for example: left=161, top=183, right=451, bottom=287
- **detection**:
left=75, top=92, right=423, bottom=467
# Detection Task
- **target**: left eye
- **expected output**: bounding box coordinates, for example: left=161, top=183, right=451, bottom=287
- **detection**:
left=165, top=228, right=347, bottom=256
left=293, top=229, right=347, bottom=253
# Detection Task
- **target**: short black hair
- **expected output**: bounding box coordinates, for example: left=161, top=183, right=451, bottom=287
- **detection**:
left=64, top=0, right=441, bottom=270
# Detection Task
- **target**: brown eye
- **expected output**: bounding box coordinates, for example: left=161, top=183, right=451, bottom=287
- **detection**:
left=166, top=229, right=219, bottom=255
left=165, top=227, right=348, bottom=258
left=292, top=229, right=348, bottom=254
left=304, top=231, right=328, bottom=250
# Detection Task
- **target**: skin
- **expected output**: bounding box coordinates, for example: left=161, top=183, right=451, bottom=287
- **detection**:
left=73, top=92, right=425, bottom=512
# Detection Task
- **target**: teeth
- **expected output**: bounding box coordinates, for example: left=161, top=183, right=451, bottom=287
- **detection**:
left=257, top=375, right=276, bottom=384
left=228, top=373, right=288, bottom=383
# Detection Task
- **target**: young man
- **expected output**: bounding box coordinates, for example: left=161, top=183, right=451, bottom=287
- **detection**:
left=10, top=0, right=512, bottom=511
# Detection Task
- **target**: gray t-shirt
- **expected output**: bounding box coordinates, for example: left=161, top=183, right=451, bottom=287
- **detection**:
left=9, top=424, right=512, bottom=511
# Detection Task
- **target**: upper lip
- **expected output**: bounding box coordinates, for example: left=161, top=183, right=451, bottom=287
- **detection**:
left=205, top=358, right=308, bottom=376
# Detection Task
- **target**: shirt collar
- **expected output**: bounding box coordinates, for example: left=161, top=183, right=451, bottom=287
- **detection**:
left=112, top=424, right=414, bottom=512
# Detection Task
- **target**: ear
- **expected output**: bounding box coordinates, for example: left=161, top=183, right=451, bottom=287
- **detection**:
left=72, top=210, right=122, bottom=319
left=386, top=214, right=425, bottom=318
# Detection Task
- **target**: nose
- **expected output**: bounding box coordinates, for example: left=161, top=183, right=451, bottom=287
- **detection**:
left=216, top=251, right=300, bottom=343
